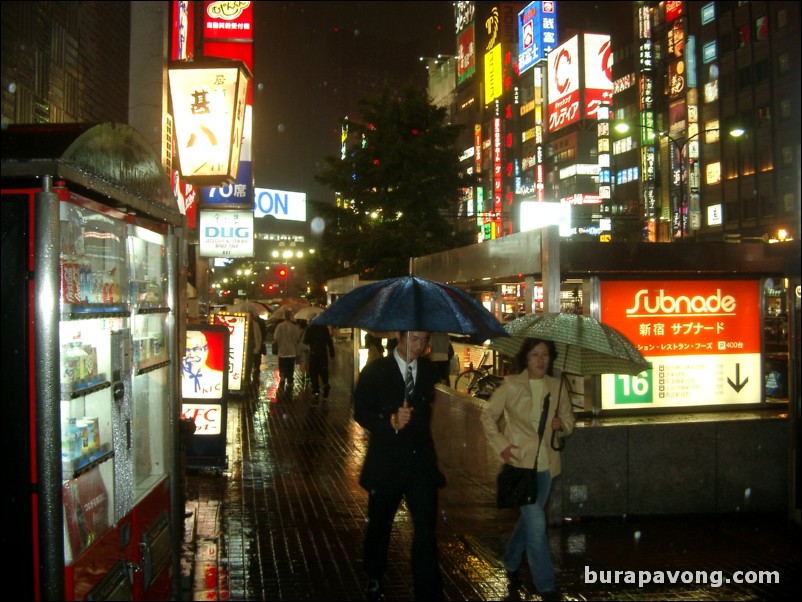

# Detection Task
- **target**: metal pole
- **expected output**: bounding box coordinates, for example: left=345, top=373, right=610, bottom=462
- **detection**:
left=542, top=225, right=561, bottom=313
left=34, top=177, right=66, bottom=600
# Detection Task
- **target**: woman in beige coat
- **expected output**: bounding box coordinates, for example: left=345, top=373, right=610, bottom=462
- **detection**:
left=480, top=338, right=575, bottom=600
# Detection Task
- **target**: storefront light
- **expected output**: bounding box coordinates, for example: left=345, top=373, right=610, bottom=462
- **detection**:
left=168, top=59, right=252, bottom=187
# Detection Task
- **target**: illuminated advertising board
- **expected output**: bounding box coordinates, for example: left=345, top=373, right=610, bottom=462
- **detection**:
left=199, top=210, right=254, bottom=258
left=484, top=43, right=503, bottom=103
left=519, top=200, right=571, bottom=236
left=474, top=124, right=482, bottom=174
left=203, top=0, right=253, bottom=41
left=253, top=188, right=307, bottom=222
left=181, top=324, right=229, bottom=402
left=518, top=1, right=558, bottom=74
left=202, top=161, right=252, bottom=207
left=455, top=1, right=475, bottom=35
left=210, top=311, right=250, bottom=393
left=583, top=34, right=613, bottom=119
left=168, top=61, right=250, bottom=184
left=599, top=280, right=761, bottom=410
left=493, top=116, right=502, bottom=216
left=457, top=24, right=476, bottom=84
left=547, top=35, right=580, bottom=133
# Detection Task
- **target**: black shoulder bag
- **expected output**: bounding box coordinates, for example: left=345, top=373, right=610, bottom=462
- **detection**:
left=496, top=393, right=550, bottom=509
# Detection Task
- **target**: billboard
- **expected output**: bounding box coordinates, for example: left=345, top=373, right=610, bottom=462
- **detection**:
left=599, top=280, right=762, bottom=410
left=210, top=311, right=250, bottom=393
left=253, top=188, right=307, bottom=222
left=517, top=1, right=559, bottom=74
left=583, top=33, right=613, bottom=119
left=484, top=44, right=503, bottom=104
left=199, top=210, right=254, bottom=258
left=203, top=0, right=253, bottom=41
left=181, top=324, right=229, bottom=401
left=457, top=24, right=476, bottom=84
left=547, top=35, right=580, bottom=133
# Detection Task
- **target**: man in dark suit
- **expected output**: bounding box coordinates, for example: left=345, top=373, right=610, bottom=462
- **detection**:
left=353, top=331, right=445, bottom=601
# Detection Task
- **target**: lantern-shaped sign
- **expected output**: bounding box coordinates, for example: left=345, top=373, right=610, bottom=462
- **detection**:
left=168, top=59, right=251, bottom=187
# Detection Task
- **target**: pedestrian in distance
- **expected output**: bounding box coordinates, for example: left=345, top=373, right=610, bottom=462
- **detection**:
left=480, top=338, right=575, bottom=601
left=303, top=321, right=335, bottom=404
left=272, top=309, right=302, bottom=396
left=353, top=330, right=446, bottom=601
left=364, top=332, right=385, bottom=364
left=427, top=331, right=452, bottom=386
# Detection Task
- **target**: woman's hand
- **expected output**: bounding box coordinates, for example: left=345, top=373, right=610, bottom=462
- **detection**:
left=552, top=416, right=563, bottom=432
left=501, top=443, right=519, bottom=464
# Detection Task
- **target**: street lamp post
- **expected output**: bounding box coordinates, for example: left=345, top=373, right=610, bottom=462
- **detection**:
left=660, top=131, right=694, bottom=240
left=614, top=122, right=745, bottom=241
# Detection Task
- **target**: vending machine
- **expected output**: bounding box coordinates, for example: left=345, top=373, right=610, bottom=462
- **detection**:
left=1, top=123, right=185, bottom=600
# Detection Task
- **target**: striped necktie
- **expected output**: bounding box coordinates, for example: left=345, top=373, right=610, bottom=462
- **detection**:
left=405, top=363, right=415, bottom=401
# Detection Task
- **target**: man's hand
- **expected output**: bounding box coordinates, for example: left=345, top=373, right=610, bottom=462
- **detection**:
left=390, top=401, right=413, bottom=431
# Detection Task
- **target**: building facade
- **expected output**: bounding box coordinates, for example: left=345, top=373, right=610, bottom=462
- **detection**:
left=436, top=1, right=800, bottom=245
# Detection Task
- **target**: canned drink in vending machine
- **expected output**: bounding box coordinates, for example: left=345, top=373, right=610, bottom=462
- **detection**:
left=91, top=270, right=103, bottom=303
left=78, top=265, right=91, bottom=304
left=61, top=261, right=80, bottom=303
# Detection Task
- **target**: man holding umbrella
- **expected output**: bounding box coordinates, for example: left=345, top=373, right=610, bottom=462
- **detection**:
left=312, top=275, right=508, bottom=600
left=353, top=330, right=445, bottom=601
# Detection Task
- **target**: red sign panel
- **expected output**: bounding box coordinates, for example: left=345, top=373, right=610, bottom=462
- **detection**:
left=600, top=280, right=761, bottom=356
left=203, top=0, right=253, bottom=41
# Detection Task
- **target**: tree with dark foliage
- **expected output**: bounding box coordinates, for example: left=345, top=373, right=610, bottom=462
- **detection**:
left=307, top=83, right=474, bottom=286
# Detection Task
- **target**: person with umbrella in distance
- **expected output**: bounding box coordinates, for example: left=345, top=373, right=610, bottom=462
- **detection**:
left=480, top=338, right=575, bottom=601
left=272, top=308, right=302, bottom=396
left=353, top=330, right=446, bottom=601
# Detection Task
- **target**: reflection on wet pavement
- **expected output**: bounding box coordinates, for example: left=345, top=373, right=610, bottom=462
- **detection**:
left=184, top=350, right=801, bottom=601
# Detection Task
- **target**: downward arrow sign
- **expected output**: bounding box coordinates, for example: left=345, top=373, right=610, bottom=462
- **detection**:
left=727, top=363, right=748, bottom=392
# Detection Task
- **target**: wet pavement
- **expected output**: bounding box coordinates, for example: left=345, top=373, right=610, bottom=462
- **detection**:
left=181, top=349, right=801, bottom=600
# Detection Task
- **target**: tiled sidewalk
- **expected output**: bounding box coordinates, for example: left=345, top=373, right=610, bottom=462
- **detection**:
left=181, top=350, right=801, bottom=601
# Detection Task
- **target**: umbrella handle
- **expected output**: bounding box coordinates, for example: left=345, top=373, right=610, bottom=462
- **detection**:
left=391, top=400, right=410, bottom=432
left=551, top=375, right=567, bottom=451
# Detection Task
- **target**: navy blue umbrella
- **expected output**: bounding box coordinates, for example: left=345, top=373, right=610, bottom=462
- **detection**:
left=312, top=276, right=507, bottom=342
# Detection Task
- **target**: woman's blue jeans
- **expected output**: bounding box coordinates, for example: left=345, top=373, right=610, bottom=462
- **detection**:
left=502, top=470, right=555, bottom=593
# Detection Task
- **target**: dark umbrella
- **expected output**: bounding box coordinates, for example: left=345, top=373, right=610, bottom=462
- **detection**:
left=312, top=276, right=507, bottom=342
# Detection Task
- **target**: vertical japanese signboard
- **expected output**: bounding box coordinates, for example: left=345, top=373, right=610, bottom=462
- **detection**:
left=547, top=35, right=580, bottom=133
left=600, top=280, right=761, bottom=410
left=518, top=1, right=558, bottom=74
left=210, top=311, right=250, bottom=394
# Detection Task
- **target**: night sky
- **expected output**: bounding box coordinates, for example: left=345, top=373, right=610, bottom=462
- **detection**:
left=253, top=1, right=454, bottom=203
left=252, top=1, right=613, bottom=204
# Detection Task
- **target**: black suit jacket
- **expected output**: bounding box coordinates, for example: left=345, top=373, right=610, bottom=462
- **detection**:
left=353, top=353, right=444, bottom=494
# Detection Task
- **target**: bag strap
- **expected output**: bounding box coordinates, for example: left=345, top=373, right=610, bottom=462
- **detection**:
left=531, top=393, right=550, bottom=468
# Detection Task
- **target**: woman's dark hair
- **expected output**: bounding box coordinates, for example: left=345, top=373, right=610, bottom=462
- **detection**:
left=514, top=338, right=557, bottom=376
